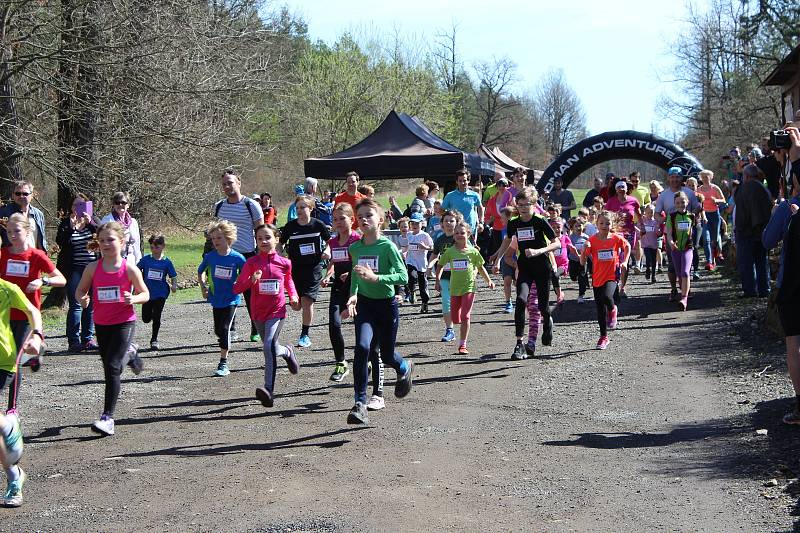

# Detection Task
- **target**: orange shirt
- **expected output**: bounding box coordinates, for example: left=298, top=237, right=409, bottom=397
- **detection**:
left=334, top=191, right=366, bottom=229
left=698, top=184, right=724, bottom=212
left=585, top=233, right=628, bottom=287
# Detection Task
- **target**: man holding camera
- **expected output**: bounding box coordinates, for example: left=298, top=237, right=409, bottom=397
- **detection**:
left=757, top=136, right=784, bottom=200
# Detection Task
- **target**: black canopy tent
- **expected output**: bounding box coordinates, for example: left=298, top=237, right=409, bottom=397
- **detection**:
left=303, top=111, right=495, bottom=180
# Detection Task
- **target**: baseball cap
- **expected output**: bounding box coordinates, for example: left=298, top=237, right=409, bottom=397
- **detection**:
left=294, top=184, right=305, bottom=195
left=497, top=178, right=510, bottom=187
left=409, top=212, right=425, bottom=223
left=667, top=167, right=683, bottom=176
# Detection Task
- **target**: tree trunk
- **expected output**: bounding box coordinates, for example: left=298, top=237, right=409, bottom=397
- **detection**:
left=0, top=6, right=22, bottom=200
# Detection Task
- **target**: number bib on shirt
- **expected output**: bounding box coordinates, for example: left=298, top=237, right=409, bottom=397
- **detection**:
left=408, top=243, right=419, bottom=251
left=677, top=221, right=691, bottom=231
left=258, top=279, right=280, bottom=295
left=97, top=286, right=120, bottom=302
left=299, top=243, right=316, bottom=256
left=5, top=259, right=30, bottom=277
left=331, top=248, right=349, bottom=262
left=357, top=256, right=379, bottom=272
left=452, top=259, right=468, bottom=271
left=214, top=266, right=233, bottom=280
left=597, top=250, right=614, bottom=261
left=147, top=269, right=164, bottom=281
left=645, top=223, right=656, bottom=233
left=516, top=228, right=535, bottom=241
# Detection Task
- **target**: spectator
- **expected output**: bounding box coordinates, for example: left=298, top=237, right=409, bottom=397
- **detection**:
left=99, top=192, right=142, bottom=263
left=304, top=177, right=333, bottom=226
left=508, top=167, right=527, bottom=197
left=483, top=170, right=506, bottom=203
left=582, top=177, right=604, bottom=208
left=734, top=164, right=773, bottom=298
left=442, top=170, right=484, bottom=236
left=484, top=178, right=512, bottom=256
left=548, top=178, right=576, bottom=221
left=649, top=180, right=664, bottom=203
left=600, top=172, right=616, bottom=201
left=334, top=171, right=366, bottom=214
left=287, top=184, right=304, bottom=222
left=757, top=139, right=785, bottom=201
left=260, top=192, right=277, bottom=225
left=424, top=181, right=440, bottom=214
left=628, top=171, right=650, bottom=209
left=0, top=180, right=47, bottom=251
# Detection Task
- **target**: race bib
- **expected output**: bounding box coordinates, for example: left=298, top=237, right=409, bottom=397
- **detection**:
left=554, top=248, right=563, bottom=257
left=147, top=269, right=164, bottom=281
left=5, top=259, right=30, bottom=277
left=214, top=266, right=233, bottom=280
left=645, top=223, right=656, bottom=233
left=433, top=224, right=441, bottom=232
left=408, top=243, right=419, bottom=251
left=516, top=228, right=534, bottom=241
left=258, top=279, right=280, bottom=295
left=575, top=243, right=584, bottom=252
left=331, top=248, right=349, bottom=262
left=597, top=250, right=614, bottom=261
left=299, top=243, right=316, bottom=256
left=97, top=286, right=120, bottom=302
left=357, top=256, right=379, bottom=272
left=677, top=221, right=691, bottom=231
left=452, top=259, right=469, bottom=271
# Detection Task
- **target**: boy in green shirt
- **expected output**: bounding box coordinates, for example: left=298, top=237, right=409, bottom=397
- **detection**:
left=343, top=198, right=415, bottom=425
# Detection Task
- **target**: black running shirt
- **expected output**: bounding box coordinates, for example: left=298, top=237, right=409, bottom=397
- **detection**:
left=280, top=218, right=331, bottom=267
left=506, top=215, right=556, bottom=275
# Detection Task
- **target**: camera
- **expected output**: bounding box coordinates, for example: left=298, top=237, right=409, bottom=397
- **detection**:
left=768, top=129, right=791, bottom=150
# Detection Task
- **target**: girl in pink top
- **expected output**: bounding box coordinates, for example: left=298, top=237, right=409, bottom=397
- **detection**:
left=75, top=222, right=149, bottom=436
left=233, top=224, right=300, bottom=408
left=548, top=218, right=577, bottom=305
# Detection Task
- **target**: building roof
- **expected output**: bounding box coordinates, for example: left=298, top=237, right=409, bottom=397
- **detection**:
left=763, top=43, right=800, bottom=87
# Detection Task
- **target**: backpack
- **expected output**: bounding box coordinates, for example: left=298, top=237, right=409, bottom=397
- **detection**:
left=203, top=197, right=262, bottom=256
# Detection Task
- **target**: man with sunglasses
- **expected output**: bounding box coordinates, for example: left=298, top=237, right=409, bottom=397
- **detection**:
left=0, top=181, right=47, bottom=251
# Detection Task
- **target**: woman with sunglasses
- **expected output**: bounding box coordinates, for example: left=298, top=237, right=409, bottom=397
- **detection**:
left=100, top=192, right=142, bottom=263
left=0, top=181, right=47, bottom=252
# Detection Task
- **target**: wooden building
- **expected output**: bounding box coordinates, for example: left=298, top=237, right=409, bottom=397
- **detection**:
left=764, top=44, right=800, bottom=125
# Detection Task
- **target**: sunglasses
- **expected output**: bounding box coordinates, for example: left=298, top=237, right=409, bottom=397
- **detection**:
left=114, top=201, right=128, bottom=206
left=14, top=192, right=30, bottom=197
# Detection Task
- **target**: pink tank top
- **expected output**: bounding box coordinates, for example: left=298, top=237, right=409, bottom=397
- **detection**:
left=92, top=259, right=136, bottom=325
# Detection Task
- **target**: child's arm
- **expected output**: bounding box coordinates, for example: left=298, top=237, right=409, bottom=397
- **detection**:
left=28, top=266, right=66, bottom=294
left=75, top=261, right=98, bottom=309
left=580, top=241, right=590, bottom=266
left=126, top=262, right=150, bottom=304
left=285, top=263, right=300, bottom=311
left=321, top=260, right=335, bottom=287
left=232, top=262, right=254, bottom=295
left=197, top=258, right=209, bottom=300
left=477, top=263, right=495, bottom=290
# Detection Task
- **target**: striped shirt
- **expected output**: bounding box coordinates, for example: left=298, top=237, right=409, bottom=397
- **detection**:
left=71, top=227, right=96, bottom=268
left=214, top=197, right=262, bottom=254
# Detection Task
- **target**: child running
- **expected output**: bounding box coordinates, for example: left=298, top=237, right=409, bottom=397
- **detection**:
left=0, top=278, right=44, bottom=507
left=0, top=213, right=65, bottom=411
left=137, top=234, right=178, bottom=351
left=343, top=198, right=415, bottom=425
left=232, top=224, right=300, bottom=407
left=436, top=222, right=495, bottom=354
left=580, top=211, right=630, bottom=350
left=430, top=210, right=462, bottom=342
left=406, top=212, right=434, bottom=313
left=548, top=217, right=573, bottom=306
left=499, top=206, right=517, bottom=313
left=666, top=191, right=695, bottom=311
left=76, top=221, right=149, bottom=435
left=566, top=217, right=590, bottom=303
left=638, top=204, right=662, bottom=284
left=197, top=221, right=246, bottom=377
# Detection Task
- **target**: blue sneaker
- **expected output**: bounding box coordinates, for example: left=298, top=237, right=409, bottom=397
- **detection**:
left=3, top=467, right=26, bottom=507
left=215, top=360, right=230, bottom=377
left=441, top=328, right=455, bottom=342
left=297, top=334, right=311, bottom=348
left=1, top=416, right=23, bottom=465
left=503, top=301, right=514, bottom=313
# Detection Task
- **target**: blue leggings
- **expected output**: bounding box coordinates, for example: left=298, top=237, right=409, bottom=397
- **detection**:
left=703, top=210, right=721, bottom=262
left=440, top=279, right=451, bottom=315
left=353, top=296, right=406, bottom=405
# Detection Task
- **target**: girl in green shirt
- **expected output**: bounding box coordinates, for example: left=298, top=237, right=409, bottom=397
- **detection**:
left=342, top=198, right=415, bottom=425
left=666, top=191, right=695, bottom=311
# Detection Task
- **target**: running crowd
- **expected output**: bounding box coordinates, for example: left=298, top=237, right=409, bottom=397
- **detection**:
left=0, top=127, right=799, bottom=509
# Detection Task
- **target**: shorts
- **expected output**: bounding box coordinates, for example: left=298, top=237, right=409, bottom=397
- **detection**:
left=778, top=302, right=800, bottom=337
left=500, top=258, right=516, bottom=279
left=624, top=231, right=638, bottom=250
left=292, top=263, right=323, bottom=301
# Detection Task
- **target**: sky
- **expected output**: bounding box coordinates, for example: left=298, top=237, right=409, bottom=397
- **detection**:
left=280, top=0, right=696, bottom=139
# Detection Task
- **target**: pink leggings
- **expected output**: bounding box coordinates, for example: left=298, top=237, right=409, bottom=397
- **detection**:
left=450, top=293, right=476, bottom=324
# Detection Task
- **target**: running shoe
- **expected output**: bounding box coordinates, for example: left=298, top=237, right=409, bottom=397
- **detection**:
left=657, top=267, right=663, bottom=274
left=620, top=289, right=628, bottom=299
left=330, top=362, right=349, bottom=382
left=441, top=328, right=455, bottom=342
left=704, top=263, right=713, bottom=271
left=394, top=360, right=414, bottom=398
left=2, top=416, right=23, bottom=465
left=83, top=339, right=99, bottom=351
left=347, top=402, right=369, bottom=424
left=297, top=334, right=311, bottom=348
left=679, top=296, right=688, bottom=311
left=150, top=341, right=160, bottom=351
left=577, top=296, right=585, bottom=304
left=503, top=301, right=514, bottom=313
left=250, top=333, right=261, bottom=343
left=511, top=342, right=527, bottom=360
left=596, top=336, right=610, bottom=350
left=255, top=387, right=273, bottom=408
left=420, top=302, right=429, bottom=314
left=366, top=395, right=385, bottom=411
left=403, top=293, right=411, bottom=303
left=283, top=346, right=299, bottom=374
left=668, top=289, right=678, bottom=302
left=541, top=316, right=554, bottom=346
left=215, top=360, right=230, bottom=377
left=525, top=342, right=536, bottom=357
left=607, top=306, right=618, bottom=330
left=691, top=271, right=701, bottom=281
left=3, top=468, right=26, bottom=507
left=783, top=409, right=800, bottom=425
left=127, top=344, right=143, bottom=375
left=67, top=343, right=83, bottom=354
left=458, top=344, right=469, bottom=355
left=91, top=415, right=115, bottom=436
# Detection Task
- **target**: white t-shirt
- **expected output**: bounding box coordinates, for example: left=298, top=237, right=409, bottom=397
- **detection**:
left=405, top=231, right=433, bottom=271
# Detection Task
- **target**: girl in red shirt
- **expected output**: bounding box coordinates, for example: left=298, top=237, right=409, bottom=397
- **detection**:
left=580, top=211, right=630, bottom=350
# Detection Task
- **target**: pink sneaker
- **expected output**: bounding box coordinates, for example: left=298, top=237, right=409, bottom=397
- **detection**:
left=607, top=306, right=618, bottom=330
left=596, top=336, right=610, bottom=350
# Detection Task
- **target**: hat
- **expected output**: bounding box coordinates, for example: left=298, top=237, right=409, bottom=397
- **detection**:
left=605, top=172, right=616, bottom=179
left=497, top=178, right=510, bottom=187
left=294, top=184, right=305, bottom=195
left=749, top=148, right=763, bottom=159
left=615, top=181, right=628, bottom=190
left=409, top=212, right=425, bottom=223
left=667, top=166, right=683, bottom=176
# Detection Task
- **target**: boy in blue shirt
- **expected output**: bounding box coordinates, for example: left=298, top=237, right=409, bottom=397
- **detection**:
left=137, top=234, right=178, bottom=352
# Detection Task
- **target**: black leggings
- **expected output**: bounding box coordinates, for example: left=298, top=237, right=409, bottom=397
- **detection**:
left=406, top=264, right=429, bottom=304
left=95, top=321, right=136, bottom=417
left=213, top=306, right=237, bottom=350
left=141, top=298, right=166, bottom=342
left=515, top=270, right=551, bottom=338
left=568, top=260, right=589, bottom=297
left=593, top=281, right=618, bottom=336
left=6, top=320, right=29, bottom=411
left=644, top=248, right=658, bottom=279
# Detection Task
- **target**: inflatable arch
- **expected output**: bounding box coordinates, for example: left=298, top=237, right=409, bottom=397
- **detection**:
left=536, top=130, right=704, bottom=194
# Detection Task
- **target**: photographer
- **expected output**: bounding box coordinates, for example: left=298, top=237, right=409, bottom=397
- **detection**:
left=757, top=135, right=785, bottom=200
left=734, top=163, right=773, bottom=298
left=761, top=126, right=800, bottom=424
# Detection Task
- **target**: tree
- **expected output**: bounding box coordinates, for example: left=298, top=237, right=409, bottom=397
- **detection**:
left=471, top=56, right=520, bottom=148
left=533, top=69, right=587, bottom=159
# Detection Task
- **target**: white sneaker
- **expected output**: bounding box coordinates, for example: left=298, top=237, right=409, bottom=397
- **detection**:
left=577, top=296, right=585, bottom=304
left=366, top=395, right=385, bottom=411
left=91, top=415, right=115, bottom=436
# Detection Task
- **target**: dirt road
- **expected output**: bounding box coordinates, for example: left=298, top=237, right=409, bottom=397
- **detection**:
left=5, top=269, right=798, bottom=532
